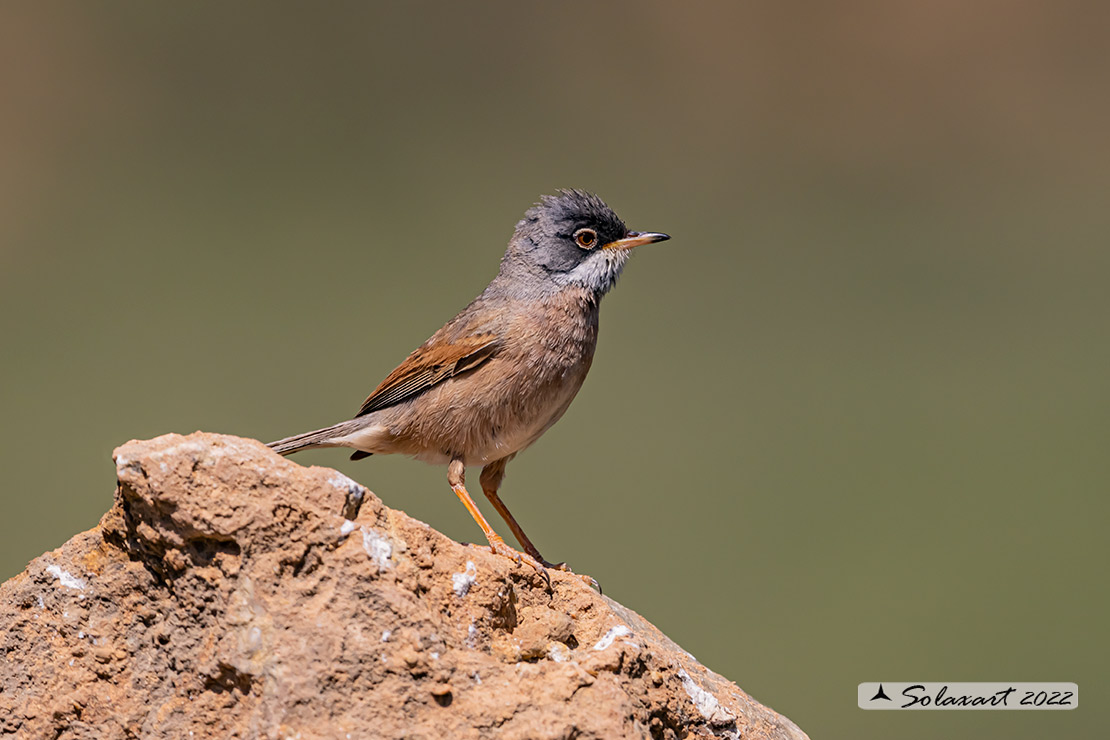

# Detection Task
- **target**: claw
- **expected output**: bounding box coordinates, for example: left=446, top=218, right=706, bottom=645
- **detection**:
left=536, top=557, right=601, bottom=593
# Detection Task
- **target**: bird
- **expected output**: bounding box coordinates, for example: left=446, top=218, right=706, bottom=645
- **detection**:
left=268, top=190, right=670, bottom=586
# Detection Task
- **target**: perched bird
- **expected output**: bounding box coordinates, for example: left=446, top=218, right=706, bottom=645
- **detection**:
left=268, top=190, right=669, bottom=585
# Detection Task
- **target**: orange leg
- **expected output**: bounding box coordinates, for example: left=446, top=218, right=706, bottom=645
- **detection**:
left=479, top=458, right=600, bottom=592
left=479, top=458, right=546, bottom=562
left=448, top=459, right=548, bottom=583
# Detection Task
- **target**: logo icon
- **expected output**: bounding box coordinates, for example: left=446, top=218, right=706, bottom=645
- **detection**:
left=870, top=684, right=892, bottom=701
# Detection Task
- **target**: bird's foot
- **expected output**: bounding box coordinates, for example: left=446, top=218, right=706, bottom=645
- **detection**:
left=534, top=558, right=601, bottom=594
left=470, top=537, right=601, bottom=593
left=475, top=536, right=551, bottom=588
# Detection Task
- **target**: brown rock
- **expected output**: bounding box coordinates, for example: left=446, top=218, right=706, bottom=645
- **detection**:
left=0, top=433, right=808, bottom=740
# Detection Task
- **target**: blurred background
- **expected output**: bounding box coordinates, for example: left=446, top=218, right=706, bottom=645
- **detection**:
left=2, top=2, right=1106, bottom=737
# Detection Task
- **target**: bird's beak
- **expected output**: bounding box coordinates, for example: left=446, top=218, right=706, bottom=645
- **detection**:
left=601, top=231, right=671, bottom=251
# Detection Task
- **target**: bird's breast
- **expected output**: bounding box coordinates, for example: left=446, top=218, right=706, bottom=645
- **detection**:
left=378, top=288, right=601, bottom=466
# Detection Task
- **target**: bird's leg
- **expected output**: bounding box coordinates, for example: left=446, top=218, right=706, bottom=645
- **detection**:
left=478, top=459, right=544, bottom=561
left=480, top=459, right=600, bottom=592
left=447, top=459, right=548, bottom=584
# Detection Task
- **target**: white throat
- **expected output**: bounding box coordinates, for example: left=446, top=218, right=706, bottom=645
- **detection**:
left=557, top=249, right=631, bottom=295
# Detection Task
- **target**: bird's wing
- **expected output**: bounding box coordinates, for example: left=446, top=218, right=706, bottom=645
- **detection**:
left=355, top=332, right=501, bottom=417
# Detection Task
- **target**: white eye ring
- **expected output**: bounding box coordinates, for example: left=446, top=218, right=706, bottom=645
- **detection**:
left=574, top=228, right=598, bottom=249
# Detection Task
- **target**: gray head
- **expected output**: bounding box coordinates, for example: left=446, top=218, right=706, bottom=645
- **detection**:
left=496, top=189, right=669, bottom=297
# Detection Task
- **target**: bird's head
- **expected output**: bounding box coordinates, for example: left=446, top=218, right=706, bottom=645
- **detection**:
left=499, top=189, right=669, bottom=297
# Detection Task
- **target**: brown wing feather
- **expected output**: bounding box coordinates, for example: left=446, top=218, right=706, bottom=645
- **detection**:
left=355, top=333, right=500, bottom=417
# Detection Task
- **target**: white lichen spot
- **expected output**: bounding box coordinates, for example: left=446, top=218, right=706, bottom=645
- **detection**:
left=466, top=622, right=478, bottom=647
left=678, top=669, right=737, bottom=726
left=471, top=671, right=482, bottom=685
left=380, top=629, right=392, bottom=643
left=77, top=631, right=84, bottom=639
left=45, top=565, right=86, bottom=591
left=452, top=561, right=477, bottom=597
left=591, top=625, right=631, bottom=651
left=361, top=529, right=393, bottom=568
left=430, top=651, right=439, bottom=660
left=547, top=642, right=571, bottom=662
left=329, top=473, right=360, bottom=493
left=339, top=519, right=357, bottom=536
left=159, top=462, right=168, bottom=473
left=36, top=595, right=44, bottom=609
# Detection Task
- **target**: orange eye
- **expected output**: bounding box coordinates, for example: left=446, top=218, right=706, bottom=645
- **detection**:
left=574, top=228, right=598, bottom=249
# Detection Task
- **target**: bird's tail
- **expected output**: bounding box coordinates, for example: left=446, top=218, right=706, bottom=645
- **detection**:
left=267, top=419, right=364, bottom=456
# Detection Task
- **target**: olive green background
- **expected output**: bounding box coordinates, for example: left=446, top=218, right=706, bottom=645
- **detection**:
left=2, top=3, right=1106, bottom=738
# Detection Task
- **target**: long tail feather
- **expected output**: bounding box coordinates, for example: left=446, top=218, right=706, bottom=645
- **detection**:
left=267, top=419, right=363, bottom=456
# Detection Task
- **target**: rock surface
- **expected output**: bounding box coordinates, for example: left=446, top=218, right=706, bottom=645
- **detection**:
left=0, top=433, right=807, bottom=740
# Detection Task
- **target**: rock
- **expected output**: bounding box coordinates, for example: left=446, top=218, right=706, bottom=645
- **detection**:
left=0, top=433, right=808, bottom=740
